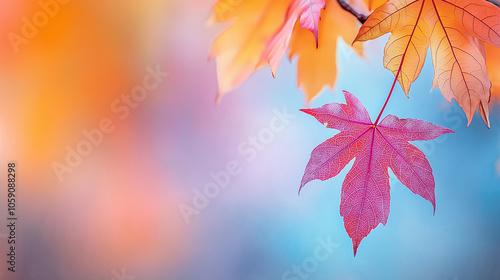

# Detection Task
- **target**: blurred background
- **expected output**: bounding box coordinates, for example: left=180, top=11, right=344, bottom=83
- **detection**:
left=0, top=0, right=499, bottom=280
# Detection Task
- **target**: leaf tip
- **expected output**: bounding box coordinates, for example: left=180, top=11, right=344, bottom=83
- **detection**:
left=300, top=108, right=313, bottom=115
left=353, top=241, right=359, bottom=257
left=215, top=93, right=222, bottom=104
left=439, top=126, right=455, bottom=135
left=479, top=100, right=491, bottom=128
left=298, top=179, right=309, bottom=195
left=342, top=90, right=352, bottom=98
left=430, top=197, right=436, bottom=215
left=208, top=51, right=215, bottom=61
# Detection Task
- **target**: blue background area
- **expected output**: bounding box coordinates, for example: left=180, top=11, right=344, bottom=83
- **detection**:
left=167, top=32, right=500, bottom=280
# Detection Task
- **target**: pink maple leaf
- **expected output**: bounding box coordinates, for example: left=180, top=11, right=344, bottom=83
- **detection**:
left=300, top=91, right=453, bottom=256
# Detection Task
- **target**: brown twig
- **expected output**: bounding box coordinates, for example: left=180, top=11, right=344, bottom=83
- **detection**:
left=338, top=0, right=499, bottom=24
left=337, top=0, right=368, bottom=23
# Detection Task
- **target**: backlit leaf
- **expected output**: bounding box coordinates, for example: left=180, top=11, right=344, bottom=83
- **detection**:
left=300, top=91, right=453, bottom=255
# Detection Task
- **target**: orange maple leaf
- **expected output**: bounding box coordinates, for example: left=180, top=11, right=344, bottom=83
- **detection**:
left=355, top=0, right=500, bottom=127
left=209, top=0, right=291, bottom=100
left=210, top=0, right=364, bottom=103
left=288, top=0, right=364, bottom=102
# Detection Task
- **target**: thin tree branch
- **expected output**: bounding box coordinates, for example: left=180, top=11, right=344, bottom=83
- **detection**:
left=338, top=0, right=499, bottom=24
left=337, top=0, right=368, bottom=24
left=487, top=0, right=500, bottom=7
